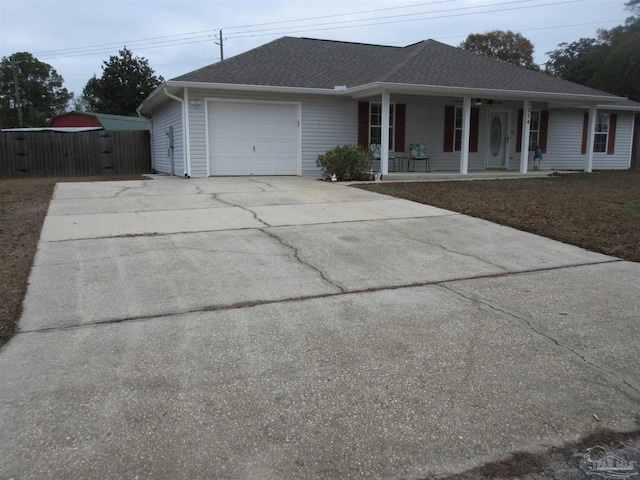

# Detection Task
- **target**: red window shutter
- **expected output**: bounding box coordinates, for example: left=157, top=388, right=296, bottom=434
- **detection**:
left=607, top=114, right=617, bottom=155
left=357, top=102, right=369, bottom=148
left=395, top=104, right=406, bottom=152
left=470, top=107, right=480, bottom=153
left=581, top=112, right=589, bottom=155
left=443, top=105, right=454, bottom=152
left=516, top=109, right=523, bottom=153
left=539, top=110, right=549, bottom=153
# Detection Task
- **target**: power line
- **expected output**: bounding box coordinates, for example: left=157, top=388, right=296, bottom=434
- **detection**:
left=36, top=37, right=217, bottom=60
left=32, top=29, right=218, bottom=57
left=25, top=0, right=586, bottom=60
left=220, top=0, right=453, bottom=32
left=61, top=57, right=219, bottom=79
left=389, top=19, right=625, bottom=46
left=61, top=15, right=622, bottom=80
left=225, top=0, right=587, bottom=40
left=224, top=0, right=538, bottom=37
left=31, top=1, right=444, bottom=59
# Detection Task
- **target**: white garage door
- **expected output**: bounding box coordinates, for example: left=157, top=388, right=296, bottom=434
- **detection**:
left=208, top=101, right=299, bottom=175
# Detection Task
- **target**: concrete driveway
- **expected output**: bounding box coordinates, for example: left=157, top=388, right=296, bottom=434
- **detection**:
left=1, top=176, right=638, bottom=479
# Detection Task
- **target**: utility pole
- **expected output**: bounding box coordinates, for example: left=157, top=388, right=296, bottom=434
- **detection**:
left=215, top=29, right=225, bottom=61
left=10, top=55, right=23, bottom=128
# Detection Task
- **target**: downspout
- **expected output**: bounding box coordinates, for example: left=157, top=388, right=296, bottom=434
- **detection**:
left=183, top=87, right=192, bottom=178
left=163, top=87, right=189, bottom=177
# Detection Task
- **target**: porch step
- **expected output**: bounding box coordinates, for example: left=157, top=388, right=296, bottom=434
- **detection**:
left=381, top=170, right=558, bottom=182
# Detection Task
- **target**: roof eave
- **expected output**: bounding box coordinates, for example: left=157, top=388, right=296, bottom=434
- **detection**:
left=137, top=80, right=344, bottom=114
left=167, top=80, right=340, bottom=95
left=138, top=79, right=637, bottom=114
left=345, top=82, right=628, bottom=105
left=597, top=103, right=640, bottom=112
left=137, top=82, right=169, bottom=115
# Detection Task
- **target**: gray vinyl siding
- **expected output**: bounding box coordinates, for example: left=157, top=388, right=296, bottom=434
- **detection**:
left=153, top=88, right=636, bottom=177
left=402, top=96, right=487, bottom=172
left=150, top=99, right=183, bottom=175
left=185, top=89, right=207, bottom=177
left=405, top=101, right=632, bottom=172
left=544, top=109, right=634, bottom=170
left=184, top=88, right=357, bottom=177
left=300, top=97, right=357, bottom=176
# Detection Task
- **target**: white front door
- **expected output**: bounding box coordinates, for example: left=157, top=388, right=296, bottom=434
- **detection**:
left=208, top=101, right=299, bottom=176
left=486, top=111, right=509, bottom=168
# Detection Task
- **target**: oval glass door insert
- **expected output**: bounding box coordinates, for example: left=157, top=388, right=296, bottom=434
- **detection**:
left=490, top=116, right=502, bottom=156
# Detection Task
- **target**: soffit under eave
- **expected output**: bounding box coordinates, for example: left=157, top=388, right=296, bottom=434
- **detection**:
left=346, top=84, right=622, bottom=105
left=138, top=84, right=186, bottom=114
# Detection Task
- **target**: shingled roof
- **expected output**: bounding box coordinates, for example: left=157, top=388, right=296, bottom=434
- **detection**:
left=172, top=36, right=619, bottom=99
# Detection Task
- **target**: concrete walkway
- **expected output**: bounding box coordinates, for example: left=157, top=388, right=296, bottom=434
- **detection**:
left=1, top=176, right=638, bottom=479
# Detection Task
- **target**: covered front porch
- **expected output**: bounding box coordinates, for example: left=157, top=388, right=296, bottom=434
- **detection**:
left=352, top=85, right=611, bottom=176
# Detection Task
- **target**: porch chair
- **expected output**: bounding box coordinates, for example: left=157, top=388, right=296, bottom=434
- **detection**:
left=409, top=143, right=430, bottom=172
left=369, top=144, right=396, bottom=172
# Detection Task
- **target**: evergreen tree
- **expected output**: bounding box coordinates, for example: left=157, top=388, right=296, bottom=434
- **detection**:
left=0, top=52, right=72, bottom=128
left=83, top=47, right=163, bottom=116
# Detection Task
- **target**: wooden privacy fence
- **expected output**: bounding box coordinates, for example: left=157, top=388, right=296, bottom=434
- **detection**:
left=0, top=130, right=151, bottom=178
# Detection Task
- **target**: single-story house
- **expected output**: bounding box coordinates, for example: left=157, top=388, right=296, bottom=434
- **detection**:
left=137, top=36, right=640, bottom=178
left=50, top=111, right=151, bottom=131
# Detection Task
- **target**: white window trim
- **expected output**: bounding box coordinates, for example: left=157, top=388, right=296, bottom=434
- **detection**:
left=454, top=106, right=462, bottom=152
left=528, top=109, right=541, bottom=152
left=594, top=113, right=610, bottom=153
left=370, top=102, right=396, bottom=151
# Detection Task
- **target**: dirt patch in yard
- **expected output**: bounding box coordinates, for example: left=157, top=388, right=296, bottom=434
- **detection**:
left=357, top=171, right=640, bottom=263
left=0, top=175, right=147, bottom=347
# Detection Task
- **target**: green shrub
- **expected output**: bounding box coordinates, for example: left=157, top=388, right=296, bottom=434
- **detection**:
left=316, top=145, right=372, bottom=181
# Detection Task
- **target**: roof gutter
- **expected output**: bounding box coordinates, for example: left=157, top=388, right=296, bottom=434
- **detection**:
left=165, top=80, right=341, bottom=96
left=344, top=82, right=629, bottom=105
left=596, top=103, right=640, bottom=112
left=136, top=83, right=167, bottom=114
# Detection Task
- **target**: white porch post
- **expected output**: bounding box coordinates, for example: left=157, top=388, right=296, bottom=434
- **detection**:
left=585, top=105, right=597, bottom=173
left=460, top=96, right=471, bottom=174
left=381, top=90, right=390, bottom=175
left=520, top=100, right=531, bottom=174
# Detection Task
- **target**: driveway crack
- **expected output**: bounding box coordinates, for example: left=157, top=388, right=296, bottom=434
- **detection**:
left=34, top=244, right=288, bottom=266
left=109, top=182, right=148, bottom=197
left=438, top=283, right=640, bottom=400
left=370, top=220, right=509, bottom=272
left=248, top=178, right=276, bottom=190
left=211, top=193, right=271, bottom=227
left=261, top=229, right=346, bottom=293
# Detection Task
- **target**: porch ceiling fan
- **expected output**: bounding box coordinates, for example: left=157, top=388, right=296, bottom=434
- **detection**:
left=453, top=98, right=503, bottom=105
left=474, top=98, right=495, bottom=106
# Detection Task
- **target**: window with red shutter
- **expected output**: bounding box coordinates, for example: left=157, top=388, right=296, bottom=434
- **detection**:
left=444, top=106, right=479, bottom=152
left=517, top=109, right=549, bottom=153
left=357, top=101, right=405, bottom=151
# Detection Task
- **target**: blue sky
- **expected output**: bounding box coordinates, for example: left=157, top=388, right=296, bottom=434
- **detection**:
left=0, top=0, right=632, bottom=98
